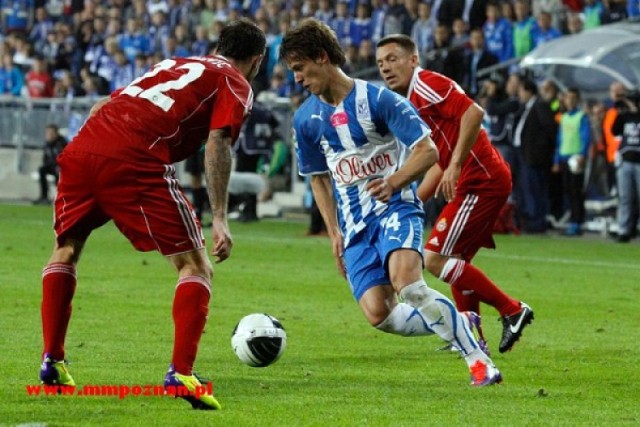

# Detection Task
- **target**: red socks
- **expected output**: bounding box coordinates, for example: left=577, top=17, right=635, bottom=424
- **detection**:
left=171, top=276, right=211, bottom=376
left=41, top=263, right=77, bottom=360
left=442, top=259, right=520, bottom=317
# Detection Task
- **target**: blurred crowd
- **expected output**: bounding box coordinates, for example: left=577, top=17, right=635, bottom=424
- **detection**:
left=0, top=0, right=638, bottom=102
left=2, top=0, right=639, bottom=239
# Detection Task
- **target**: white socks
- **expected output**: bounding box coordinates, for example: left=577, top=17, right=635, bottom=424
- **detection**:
left=398, top=280, right=488, bottom=364
left=375, top=302, right=435, bottom=337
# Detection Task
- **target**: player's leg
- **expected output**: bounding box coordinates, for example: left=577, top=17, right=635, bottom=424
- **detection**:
left=40, top=237, right=85, bottom=386
left=358, top=284, right=435, bottom=336
left=163, top=249, right=221, bottom=410
left=424, top=193, right=533, bottom=353
left=389, top=249, right=502, bottom=386
left=40, top=150, right=108, bottom=386
left=103, top=161, right=220, bottom=409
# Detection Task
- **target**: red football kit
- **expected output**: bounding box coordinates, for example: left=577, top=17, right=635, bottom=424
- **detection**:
left=54, top=55, right=253, bottom=255
left=407, top=68, right=511, bottom=260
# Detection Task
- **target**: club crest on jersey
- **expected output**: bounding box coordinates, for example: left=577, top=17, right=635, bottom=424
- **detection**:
left=330, top=112, right=349, bottom=127
left=436, top=218, right=447, bottom=232
left=357, top=99, right=369, bottom=116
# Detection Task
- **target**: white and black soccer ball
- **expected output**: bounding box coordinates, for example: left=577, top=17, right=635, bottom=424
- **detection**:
left=231, top=313, right=287, bottom=367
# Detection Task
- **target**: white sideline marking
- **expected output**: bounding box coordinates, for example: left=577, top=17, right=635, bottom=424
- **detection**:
left=238, top=233, right=640, bottom=270
left=477, top=252, right=640, bottom=271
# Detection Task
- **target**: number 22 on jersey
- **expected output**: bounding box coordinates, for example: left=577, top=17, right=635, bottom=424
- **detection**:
left=121, top=59, right=205, bottom=112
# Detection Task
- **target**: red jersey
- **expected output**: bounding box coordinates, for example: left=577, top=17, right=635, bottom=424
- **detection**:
left=26, top=71, right=54, bottom=98
left=407, top=68, right=510, bottom=196
left=69, top=55, right=253, bottom=164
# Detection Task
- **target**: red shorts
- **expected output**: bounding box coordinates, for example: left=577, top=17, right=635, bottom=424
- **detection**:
left=54, top=151, right=204, bottom=256
left=424, top=192, right=508, bottom=261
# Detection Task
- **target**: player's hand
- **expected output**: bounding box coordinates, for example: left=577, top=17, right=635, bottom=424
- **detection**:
left=436, top=163, right=461, bottom=202
left=366, top=177, right=394, bottom=203
left=211, top=217, right=233, bottom=263
left=330, top=230, right=346, bottom=279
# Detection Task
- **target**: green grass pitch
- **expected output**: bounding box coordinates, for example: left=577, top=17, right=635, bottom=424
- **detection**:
left=1, top=203, right=639, bottom=426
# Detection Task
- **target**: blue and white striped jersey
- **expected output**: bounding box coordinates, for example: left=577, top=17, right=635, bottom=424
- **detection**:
left=293, top=79, right=432, bottom=246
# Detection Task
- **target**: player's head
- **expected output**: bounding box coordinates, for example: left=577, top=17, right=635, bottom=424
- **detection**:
left=279, top=19, right=346, bottom=66
left=216, top=18, right=266, bottom=81
left=279, top=19, right=346, bottom=95
left=375, top=34, right=419, bottom=94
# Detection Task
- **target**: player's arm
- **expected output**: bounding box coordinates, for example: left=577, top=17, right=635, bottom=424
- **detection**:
left=310, top=173, right=345, bottom=278
left=437, top=102, right=484, bottom=201
left=204, top=127, right=234, bottom=263
left=417, top=163, right=444, bottom=202
left=368, top=136, right=438, bottom=203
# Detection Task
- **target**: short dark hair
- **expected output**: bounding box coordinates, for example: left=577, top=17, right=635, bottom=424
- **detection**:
left=376, top=34, right=417, bottom=53
left=521, top=78, right=538, bottom=95
left=566, top=87, right=581, bottom=99
left=279, top=18, right=346, bottom=66
left=216, top=18, right=266, bottom=61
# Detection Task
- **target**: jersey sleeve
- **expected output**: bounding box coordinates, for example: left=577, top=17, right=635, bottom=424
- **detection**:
left=376, top=87, right=431, bottom=149
left=210, top=75, right=252, bottom=141
left=419, top=72, right=474, bottom=120
left=292, top=112, right=329, bottom=176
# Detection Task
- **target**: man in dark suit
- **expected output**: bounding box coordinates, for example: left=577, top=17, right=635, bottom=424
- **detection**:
left=511, top=78, right=557, bottom=232
left=464, top=28, right=498, bottom=99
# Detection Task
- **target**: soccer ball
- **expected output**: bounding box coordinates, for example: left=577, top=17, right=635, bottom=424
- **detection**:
left=231, top=313, right=287, bottom=367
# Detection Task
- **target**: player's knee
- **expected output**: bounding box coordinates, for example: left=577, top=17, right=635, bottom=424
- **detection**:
left=50, top=238, right=84, bottom=265
left=398, top=280, right=429, bottom=307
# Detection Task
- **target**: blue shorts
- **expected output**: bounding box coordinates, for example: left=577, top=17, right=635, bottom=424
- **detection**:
left=343, top=205, right=425, bottom=301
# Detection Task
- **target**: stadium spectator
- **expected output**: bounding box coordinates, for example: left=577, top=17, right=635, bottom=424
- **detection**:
left=451, top=17, right=470, bottom=48
left=611, top=95, right=640, bottom=242
left=12, top=34, right=34, bottom=72
left=34, top=123, right=67, bottom=205
left=553, top=87, right=591, bottom=236
left=532, top=0, right=564, bottom=30
left=483, top=1, right=514, bottom=63
left=120, top=17, right=150, bottom=62
left=383, top=0, right=413, bottom=37
left=370, top=0, right=387, bottom=43
left=512, top=0, right=536, bottom=58
left=38, top=18, right=266, bottom=410
left=25, top=53, right=53, bottom=97
left=147, top=10, right=171, bottom=55
left=53, top=69, right=84, bottom=100
left=315, top=0, right=334, bottom=25
left=349, top=38, right=376, bottom=74
left=110, top=49, right=133, bottom=92
left=531, top=10, right=562, bottom=49
left=281, top=19, right=503, bottom=387
left=424, top=23, right=465, bottom=84
left=0, top=52, right=24, bottom=96
left=1, top=0, right=34, bottom=35
left=191, top=25, right=210, bottom=57
left=162, top=34, right=189, bottom=58
left=231, top=101, right=281, bottom=222
left=349, top=2, right=372, bottom=49
left=565, top=11, right=584, bottom=34
left=584, top=0, right=605, bottom=29
left=29, top=6, right=53, bottom=53
left=602, top=81, right=627, bottom=195
left=331, top=0, right=354, bottom=48
left=376, top=34, right=534, bottom=355
left=512, top=78, right=557, bottom=233
left=411, top=1, right=434, bottom=57
left=539, top=78, right=565, bottom=224
left=463, top=28, right=497, bottom=98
